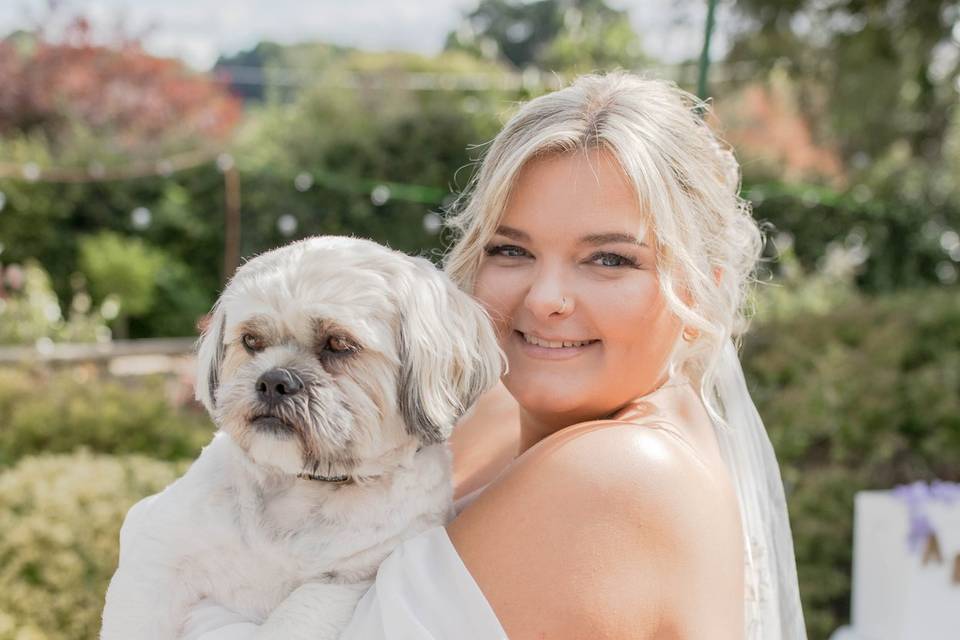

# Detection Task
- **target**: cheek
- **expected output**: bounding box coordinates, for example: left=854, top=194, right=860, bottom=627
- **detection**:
left=220, top=346, right=246, bottom=379
left=594, top=278, right=680, bottom=352
left=473, top=265, right=520, bottom=336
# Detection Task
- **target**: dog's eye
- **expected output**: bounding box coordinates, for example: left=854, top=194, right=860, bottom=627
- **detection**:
left=323, top=335, right=358, bottom=355
left=242, top=333, right=265, bottom=353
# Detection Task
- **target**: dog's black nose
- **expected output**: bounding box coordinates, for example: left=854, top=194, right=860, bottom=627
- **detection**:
left=256, top=368, right=303, bottom=402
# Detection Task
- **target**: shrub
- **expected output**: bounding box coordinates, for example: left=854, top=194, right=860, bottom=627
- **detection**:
left=743, top=286, right=960, bottom=639
left=0, top=451, right=188, bottom=640
left=0, top=367, right=212, bottom=467
left=0, top=261, right=109, bottom=345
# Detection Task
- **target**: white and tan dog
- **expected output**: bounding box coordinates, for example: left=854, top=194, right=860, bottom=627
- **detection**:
left=101, top=236, right=503, bottom=640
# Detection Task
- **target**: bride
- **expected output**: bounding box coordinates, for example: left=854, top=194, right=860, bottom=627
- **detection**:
left=193, top=71, right=807, bottom=639
left=436, top=71, right=807, bottom=639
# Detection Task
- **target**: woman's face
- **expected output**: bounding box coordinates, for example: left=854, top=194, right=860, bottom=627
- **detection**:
left=473, top=148, right=683, bottom=422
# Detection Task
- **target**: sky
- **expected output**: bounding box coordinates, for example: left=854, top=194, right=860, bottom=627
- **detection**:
left=0, top=0, right=733, bottom=70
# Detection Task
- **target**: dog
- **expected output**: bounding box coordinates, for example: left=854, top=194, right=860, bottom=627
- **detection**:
left=101, top=236, right=504, bottom=639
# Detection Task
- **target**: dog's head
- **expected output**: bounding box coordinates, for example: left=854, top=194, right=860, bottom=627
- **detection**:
left=194, top=236, right=504, bottom=479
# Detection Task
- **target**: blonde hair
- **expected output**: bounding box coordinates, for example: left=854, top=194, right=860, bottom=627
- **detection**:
left=443, top=71, right=763, bottom=416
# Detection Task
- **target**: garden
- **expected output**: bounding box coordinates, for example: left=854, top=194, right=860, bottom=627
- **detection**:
left=1, top=1, right=959, bottom=638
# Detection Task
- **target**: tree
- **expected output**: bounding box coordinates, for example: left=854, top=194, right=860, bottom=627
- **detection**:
left=445, top=0, right=648, bottom=72
left=213, top=41, right=354, bottom=103
left=232, top=49, right=509, bottom=260
left=0, top=8, right=244, bottom=338
left=0, top=13, right=242, bottom=161
left=726, top=0, right=960, bottom=169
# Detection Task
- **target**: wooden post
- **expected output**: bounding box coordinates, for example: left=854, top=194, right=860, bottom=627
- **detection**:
left=223, top=162, right=241, bottom=283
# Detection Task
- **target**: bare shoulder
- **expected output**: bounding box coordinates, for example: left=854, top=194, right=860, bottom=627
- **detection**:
left=447, top=420, right=744, bottom=639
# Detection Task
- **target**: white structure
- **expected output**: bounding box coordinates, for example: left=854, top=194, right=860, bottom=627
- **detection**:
left=831, top=488, right=960, bottom=640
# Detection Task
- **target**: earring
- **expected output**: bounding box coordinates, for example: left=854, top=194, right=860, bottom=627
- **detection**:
left=682, top=326, right=699, bottom=342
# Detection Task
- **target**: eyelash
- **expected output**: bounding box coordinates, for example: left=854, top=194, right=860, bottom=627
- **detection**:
left=484, top=244, right=529, bottom=258
left=483, top=244, right=640, bottom=269
left=589, top=252, right=639, bottom=268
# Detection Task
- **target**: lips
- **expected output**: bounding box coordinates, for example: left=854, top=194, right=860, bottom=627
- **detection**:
left=250, top=415, right=294, bottom=435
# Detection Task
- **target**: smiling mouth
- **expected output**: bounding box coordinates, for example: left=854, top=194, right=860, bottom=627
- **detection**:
left=517, top=331, right=600, bottom=349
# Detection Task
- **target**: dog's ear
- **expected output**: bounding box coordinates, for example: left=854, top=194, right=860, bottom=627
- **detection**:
left=194, top=300, right=227, bottom=414
left=397, top=258, right=505, bottom=445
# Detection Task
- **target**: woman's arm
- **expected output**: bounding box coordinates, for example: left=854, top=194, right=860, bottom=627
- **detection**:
left=450, top=382, right=520, bottom=500
left=446, top=421, right=745, bottom=639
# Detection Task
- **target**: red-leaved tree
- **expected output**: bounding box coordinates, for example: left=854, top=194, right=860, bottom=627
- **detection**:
left=0, top=11, right=242, bottom=159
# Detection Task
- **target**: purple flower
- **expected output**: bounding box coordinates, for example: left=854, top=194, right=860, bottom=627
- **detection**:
left=892, top=481, right=960, bottom=553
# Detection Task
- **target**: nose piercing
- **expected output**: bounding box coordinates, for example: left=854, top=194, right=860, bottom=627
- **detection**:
left=556, top=297, right=569, bottom=314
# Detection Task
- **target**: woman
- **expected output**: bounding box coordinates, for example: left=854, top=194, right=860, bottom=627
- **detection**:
left=346, top=71, right=805, bottom=639
left=197, top=72, right=806, bottom=639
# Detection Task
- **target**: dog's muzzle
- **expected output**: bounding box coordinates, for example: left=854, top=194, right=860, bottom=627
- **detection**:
left=250, top=367, right=305, bottom=435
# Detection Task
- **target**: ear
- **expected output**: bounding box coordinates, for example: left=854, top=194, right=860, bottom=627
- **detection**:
left=194, top=301, right=227, bottom=414
left=397, top=258, right=505, bottom=445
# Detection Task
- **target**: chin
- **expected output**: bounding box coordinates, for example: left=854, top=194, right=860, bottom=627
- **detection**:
left=504, top=376, right=592, bottom=418
left=244, top=429, right=306, bottom=475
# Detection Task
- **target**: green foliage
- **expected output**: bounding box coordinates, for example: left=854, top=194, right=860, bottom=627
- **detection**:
left=0, top=260, right=109, bottom=345
left=78, top=231, right=164, bottom=317
left=0, top=451, right=188, bottom=640
left=743, top=287, right=960, bottom=639
left=728, top=0, right=959, bottom=165
left=0, top=367, right=212, bottom=467
left=231, top=53, right=507, bottom=260
left=747, top=181, right=960, bottom=291
left=445, top=0, right=646, bottom=72
left=128, top=257, right=211, bottom=338
left=751, top=244, right=858, bottom=324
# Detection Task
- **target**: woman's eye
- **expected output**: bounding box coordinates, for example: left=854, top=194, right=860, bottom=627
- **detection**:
left=484, top=244, right=529, bottom=258
left=323, top=335, right=358, bottom=355
left=589, top=252, right=639, bottom=268
left=242, top=333, right=265, bottom=352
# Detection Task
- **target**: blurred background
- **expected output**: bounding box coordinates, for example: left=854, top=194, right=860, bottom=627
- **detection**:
left=0, top=1, right=958, bottom=638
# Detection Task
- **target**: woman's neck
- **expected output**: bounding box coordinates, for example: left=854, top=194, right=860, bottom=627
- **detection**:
left=514, top=373, right=686, bottom=457
left=516, top=403, right=617, bottom=456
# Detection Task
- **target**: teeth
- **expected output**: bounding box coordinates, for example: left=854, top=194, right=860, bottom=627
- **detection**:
left=522, top=333, right=594, bottom=348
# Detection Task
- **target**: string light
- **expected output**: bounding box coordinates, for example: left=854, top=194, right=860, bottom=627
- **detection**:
left=131, top=207, right=152, bottom=230
left=294, top=172, right=313, bottom=192
left=370, top=184, right=391, bottom=206
left=0, top=151, right=455, bottom=214
left=0, top=149, right=219, bottom=183
left=422, top=212, right=443, bottom=234
left=277, top=214, right=298, bottom=236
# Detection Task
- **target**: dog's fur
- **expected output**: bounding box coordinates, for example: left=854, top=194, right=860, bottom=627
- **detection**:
left=100, top=236, right=503, bottom=639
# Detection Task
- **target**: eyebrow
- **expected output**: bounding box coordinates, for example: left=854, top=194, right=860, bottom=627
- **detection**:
left=494, top=225, right=649, bottom=248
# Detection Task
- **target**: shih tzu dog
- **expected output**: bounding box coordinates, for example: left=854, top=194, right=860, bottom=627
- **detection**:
left=101, top=236, right=503, bottom=640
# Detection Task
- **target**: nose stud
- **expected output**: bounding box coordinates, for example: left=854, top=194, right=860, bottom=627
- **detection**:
left=555, top=297, right=570, bottom=315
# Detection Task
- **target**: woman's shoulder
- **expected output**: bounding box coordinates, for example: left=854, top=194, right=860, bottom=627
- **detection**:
left=447, top=411, right=743, bottom=638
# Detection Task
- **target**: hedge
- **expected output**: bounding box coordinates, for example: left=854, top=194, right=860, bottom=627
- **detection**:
left=0, top=452, right=187, bottom=640
left=743, top=286, right=960, bottom=638
left=0, top=367, right=212, bottom=467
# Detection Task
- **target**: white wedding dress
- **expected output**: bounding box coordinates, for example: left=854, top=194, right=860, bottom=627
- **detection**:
left=337, top=522, right=507, bottom=639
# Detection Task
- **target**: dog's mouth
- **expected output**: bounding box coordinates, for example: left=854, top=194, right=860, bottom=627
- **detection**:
left=249, top=414, right=295, bottom=435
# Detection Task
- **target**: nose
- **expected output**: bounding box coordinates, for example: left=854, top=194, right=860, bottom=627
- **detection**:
left=524, top=264, right=574, bottom=319
left=256, top=368, right=304, bottom=403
